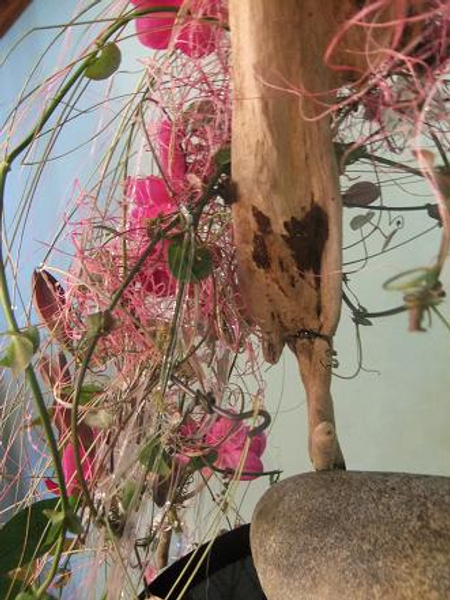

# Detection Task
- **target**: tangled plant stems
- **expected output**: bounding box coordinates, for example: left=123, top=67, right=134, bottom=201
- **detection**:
left=0, top=1, right=449, bottom=598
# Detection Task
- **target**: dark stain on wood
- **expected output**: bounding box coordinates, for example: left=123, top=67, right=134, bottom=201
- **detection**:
left=282, top=203, right=328, bottom=284
left=252, top=206, right=272, bottom=234
left=278, top=258, right=286, bottom=273
left=252, top=233, right=271, bottom=269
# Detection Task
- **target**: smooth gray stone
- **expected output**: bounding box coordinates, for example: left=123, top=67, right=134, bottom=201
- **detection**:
left=251, top=471, right=450, bottom=600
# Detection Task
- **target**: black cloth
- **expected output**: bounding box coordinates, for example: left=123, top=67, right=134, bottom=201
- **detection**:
left=142, top=524, right=267, bottom=600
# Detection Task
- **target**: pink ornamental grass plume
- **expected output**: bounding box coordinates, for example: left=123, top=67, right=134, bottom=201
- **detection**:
left=205, top=417, right=267, bottom=481
left=45, top=442, right=94, bottom=497
left=131, top=0, right=221, bottom=58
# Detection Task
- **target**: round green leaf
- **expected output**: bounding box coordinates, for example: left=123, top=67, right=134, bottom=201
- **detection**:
left=86, top=310, right=115, bottom=338
left=343, top=182, right=380, bottom=207
left=168, top=238, right=213, bottom=283
left=85, top=43, right=121, bottom=81
left=214, top=146, right=231, bottom=168
left=350, top=211, right=375, bottom=231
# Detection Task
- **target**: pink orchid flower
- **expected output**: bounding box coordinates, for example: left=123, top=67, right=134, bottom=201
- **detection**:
left=126, top=176, right=177, bottom=296
left=128, top=176, right=176, bottom=223
left=130, top=0, right=220, bottom=58
left=205, top=416, right=267, bottom=481
left=45, top=442, right=94, bottom=497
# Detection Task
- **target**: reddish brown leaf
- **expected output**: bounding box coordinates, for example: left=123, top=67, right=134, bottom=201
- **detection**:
left=33, top=270, right=65, bottom=329
left=32, top=270, right=73, bottom=351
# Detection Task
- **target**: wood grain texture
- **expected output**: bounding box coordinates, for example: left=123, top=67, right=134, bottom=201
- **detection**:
left=0, top=0, right=31, bottom=37
left=229, top=0, right=370, bottom=469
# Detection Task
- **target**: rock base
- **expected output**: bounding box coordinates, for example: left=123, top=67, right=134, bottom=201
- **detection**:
left=251, top=471, right=450, bottom=600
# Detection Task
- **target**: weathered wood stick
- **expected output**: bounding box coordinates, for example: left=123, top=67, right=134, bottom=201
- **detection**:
left=229, top=0, right=374, bottom=470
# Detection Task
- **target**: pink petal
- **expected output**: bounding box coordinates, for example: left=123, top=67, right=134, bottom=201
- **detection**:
left=131, top=0, right=183, bottom=49
left=219, top=449, right=263, bottom=481
left=127, top=176, right=176, bottom=222
left=206, top=418, right=250, bottom=455
left=175, top=453, right=191, bottom=466
left=174, top=0, right=221, bottom=58
left=240, top=452, right=264, bottom=481
left=131, top=0, right=183, bottom=50
left=249, top=432, right=267, bottom=458
left=157, top=119, right=186, bottom=187
left=175, top=21, right=217, bottom=58
left=62, top=443, right=93, bottom=496
left=135, top=15, right=177, bottom=49
left=45, top=478, right=60, bottom=495
left=144, top=564, right=158, bottom=585
left=45, top=443, right=94, bottom=497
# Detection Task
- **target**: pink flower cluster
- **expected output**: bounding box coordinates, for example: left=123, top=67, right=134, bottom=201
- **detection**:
left=43, top=362, right=96, bottom=497
left=206, top=417, right=266, bottom=480
left=130, top=0, right=222, bottom=58
left=126, top=118, right=186, bottom=297
left=180, top=415, right=267, bottom=481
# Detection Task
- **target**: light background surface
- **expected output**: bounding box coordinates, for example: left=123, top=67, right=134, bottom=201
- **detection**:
left=1, top=0, right=449, bottom=528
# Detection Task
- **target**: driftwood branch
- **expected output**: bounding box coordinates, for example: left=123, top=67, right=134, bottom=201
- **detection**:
left=229, top=0, right=392, bottom=470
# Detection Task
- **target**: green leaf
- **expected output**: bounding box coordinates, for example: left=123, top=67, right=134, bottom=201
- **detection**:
left=139, top=438, right=171, bottom=477
left=214, top=145, right=231, bottom=168
left=168, top=238, right=213, bottom=283
left=0, top=499, right=61, bottom=575
left=353, top=315, right=373, bottom=326
left=121, top=481, right=137, bottom=511
left=42, top=509, right=65, bottom=527
left=349, top=211, right=375, bottom=231
left=83, top=409, right=113, bottom=429
left=85, top=43, right=121, bottom=81
left=86, top=310, right=115, bottom=338
left=0, top=575, right=24, bottom=600
left=61, top=383, right=103, bottom=406
left=334, top=142, right=367, bottom=170
left=13, top=593, right=34, bottom=600
left=23, top=327, right=40, bottom=353
left=43, top=508, right=82, bottom=536
left=65, top=512, right=83, bottom=536
left=343, top=181, right=380, bottom=207
left=15, top=592, right=57, bottom=600
left=187, top=451, right=218, bottom=473
left=0, top=328, right=40, bottom=375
